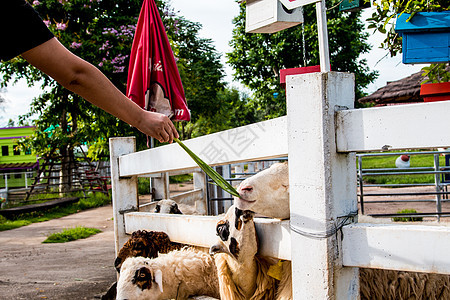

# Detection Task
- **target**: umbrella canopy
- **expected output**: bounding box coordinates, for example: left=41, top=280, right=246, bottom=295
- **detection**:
left=127, top=0, right=190, bottom=121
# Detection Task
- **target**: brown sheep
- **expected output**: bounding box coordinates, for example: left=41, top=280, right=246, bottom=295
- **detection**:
left=114, top=230, right=183, bottom=272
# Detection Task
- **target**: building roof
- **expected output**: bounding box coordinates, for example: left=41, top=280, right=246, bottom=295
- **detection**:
left=358, top=70, right=426, bottom=105
left=359, top=65, right=450, bottom=105
left=0, top=162, right=39, bottom=171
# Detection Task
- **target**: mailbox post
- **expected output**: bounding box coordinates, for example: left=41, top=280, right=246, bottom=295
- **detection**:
left=245, top=0, right=330, bottom=72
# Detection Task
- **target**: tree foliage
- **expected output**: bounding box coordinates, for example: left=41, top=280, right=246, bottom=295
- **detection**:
left=0, top=0, right=250, bottom=157
left=366, top=0, right=450, bottom=83
left=1, top=0, right=149, bottom=160
left=227, top=0, right=378, bottom=118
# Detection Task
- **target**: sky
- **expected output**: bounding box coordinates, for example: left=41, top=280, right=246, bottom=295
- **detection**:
left=0, top=0, right=423, bottom=127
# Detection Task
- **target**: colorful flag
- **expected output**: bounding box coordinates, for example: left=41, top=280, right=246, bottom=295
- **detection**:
left=127, top=0, right=190, bottom=121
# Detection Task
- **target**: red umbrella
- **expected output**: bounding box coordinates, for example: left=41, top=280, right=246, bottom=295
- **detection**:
left=127, top=0, right=190, bottom=121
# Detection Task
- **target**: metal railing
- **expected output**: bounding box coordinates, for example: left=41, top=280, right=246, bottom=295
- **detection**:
left=357, top=150, right=450, bottom=220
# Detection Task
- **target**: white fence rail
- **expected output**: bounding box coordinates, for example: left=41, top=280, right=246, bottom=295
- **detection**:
left=110, top=72, right=450, bottom=299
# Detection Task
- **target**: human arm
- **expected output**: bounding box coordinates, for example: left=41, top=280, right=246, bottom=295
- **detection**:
left=21, top=38, right=179, bottom=143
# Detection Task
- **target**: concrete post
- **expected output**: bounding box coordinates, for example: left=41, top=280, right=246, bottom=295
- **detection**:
left=109, top=137, right=139, bottom=255
left=286, top=72, right=359, bottom=299
left=193, top=171, right=207, bottom=215
left=151, top=172, right=169, bottom=200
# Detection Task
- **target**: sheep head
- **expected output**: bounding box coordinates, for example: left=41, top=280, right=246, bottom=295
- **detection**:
left=115, top=230, right=171, bottom=272
left=154, top=199, right=183, bottom=214
left=116, top=257, right=163, bottom=300
left=210, top=206, right=257, bottom=261
left=234, top=162, right=289, bottom=219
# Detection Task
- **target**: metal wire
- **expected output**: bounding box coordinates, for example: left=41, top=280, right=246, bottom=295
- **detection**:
left=290, top=211, right=358, bottom=239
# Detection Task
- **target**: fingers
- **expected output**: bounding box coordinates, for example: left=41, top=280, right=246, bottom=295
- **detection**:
left=140, top=111, right=179, bottom=144
left=158, top=118, right=178, bottom=144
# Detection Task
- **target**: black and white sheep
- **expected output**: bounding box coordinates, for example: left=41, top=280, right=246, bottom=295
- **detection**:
left=154, top=199, right=183, bottom=214
left=211, top=205, right=286, bottom=300
left=233, top=161, right=450, bottom=299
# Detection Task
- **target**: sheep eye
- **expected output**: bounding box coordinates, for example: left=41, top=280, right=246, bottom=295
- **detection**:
left=133, top=267, right=153, bottom=291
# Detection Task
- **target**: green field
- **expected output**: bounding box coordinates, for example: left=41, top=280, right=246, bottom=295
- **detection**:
left=359, top=152, right=449, bottom=185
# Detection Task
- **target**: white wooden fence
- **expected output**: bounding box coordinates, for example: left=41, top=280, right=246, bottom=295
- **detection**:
left=110, top=72, right=450, bottom=299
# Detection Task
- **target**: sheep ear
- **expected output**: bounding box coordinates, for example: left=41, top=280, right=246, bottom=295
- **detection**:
left=154, top=269, right=163, bottom=293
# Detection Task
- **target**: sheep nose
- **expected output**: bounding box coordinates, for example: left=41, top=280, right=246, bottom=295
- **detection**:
left=239, top=185, right=253, bottom=193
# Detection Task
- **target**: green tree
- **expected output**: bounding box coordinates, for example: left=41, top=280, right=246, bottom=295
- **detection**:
left=0, top=0, right=149, bottom=191
left=167, top=17, right=256, bottom=139
left=170, top=17, right=226, bottom=139
left=366, top=0, right=449, bottom=83
left=0, top=0, right=235, bottom=152
left=189, top=87, right=257, bottom=137
left=228, top=1, right=378, bottom=118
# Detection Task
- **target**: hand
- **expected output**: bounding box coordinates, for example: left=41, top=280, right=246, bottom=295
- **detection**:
left=137, top=110, right=179, bottom=144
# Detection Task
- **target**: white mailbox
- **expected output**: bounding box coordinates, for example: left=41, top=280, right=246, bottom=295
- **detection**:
left=246, top=0, right=304, bottom=33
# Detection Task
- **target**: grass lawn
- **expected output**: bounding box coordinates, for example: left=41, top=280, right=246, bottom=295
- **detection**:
left=359, top=151, right=448, bottom=185
left=43, top=226, right=101, bottom=243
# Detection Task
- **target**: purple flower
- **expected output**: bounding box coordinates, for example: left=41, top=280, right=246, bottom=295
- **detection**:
left=56, top=22, right=67, bottom=31
left=32, top=1, right=41, bottom=5
left=99, top=41, right=111, bottom=51
left=113, top=66, right=126, bottom=73
left=43, top=20, right=51, bottom=27
left=70, top=42, right=82, bottom=49
left=111, top=54, right=128, bottom=65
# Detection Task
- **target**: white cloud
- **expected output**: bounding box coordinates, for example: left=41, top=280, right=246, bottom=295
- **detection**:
left=0, top=79, right=41, bottom=127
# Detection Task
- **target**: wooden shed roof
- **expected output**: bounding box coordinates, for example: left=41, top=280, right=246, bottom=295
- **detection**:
left=358, top=70, right=425, bottom=105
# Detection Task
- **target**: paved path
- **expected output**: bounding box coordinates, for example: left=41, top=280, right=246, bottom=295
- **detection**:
left=0, top=205, right=116, bottom=300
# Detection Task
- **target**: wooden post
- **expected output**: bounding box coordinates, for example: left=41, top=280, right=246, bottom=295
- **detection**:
left=286, top=72, right=358, bottom=299
left=109, top=137, right=139, bottom=255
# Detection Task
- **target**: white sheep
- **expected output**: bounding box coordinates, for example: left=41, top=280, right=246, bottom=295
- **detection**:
left=116, top=248, right=220, bottom=300
left=234, top=162, right=289, bottom=219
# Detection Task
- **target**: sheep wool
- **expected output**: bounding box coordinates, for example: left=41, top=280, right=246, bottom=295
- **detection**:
left=115, top=230, right=183, bottom=272
left=360, top=268, right=450, bottom=300
left=116, top=248, right=220, bottom=300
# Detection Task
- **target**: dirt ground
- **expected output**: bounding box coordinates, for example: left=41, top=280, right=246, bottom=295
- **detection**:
left=0, top=205, right=116, bottom=300
left=359, top=186, right=450, bottom=222
left=1, top=184, right=449, bottom=299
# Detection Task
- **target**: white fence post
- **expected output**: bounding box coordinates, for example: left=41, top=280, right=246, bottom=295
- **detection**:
left=286, top=72, right=359, bottom=299
left=193, top=171, right=207, bottom=215
left=109, top=137, right=139, bottom=255
left=151, top=172, right=169, bottom=200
